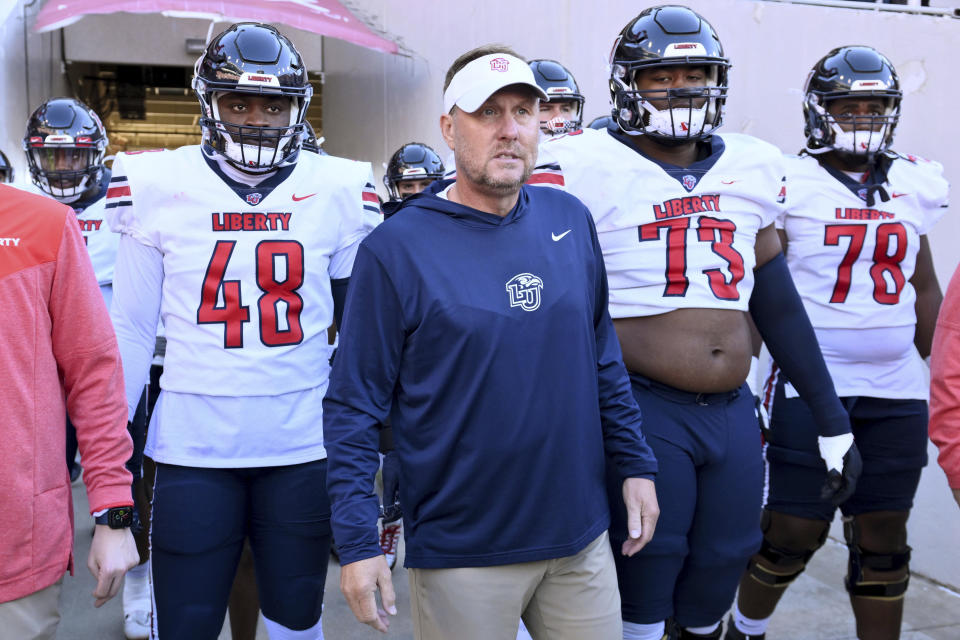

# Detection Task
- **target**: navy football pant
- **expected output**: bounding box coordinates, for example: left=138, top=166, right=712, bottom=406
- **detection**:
left=607, top=373, right=763, bottom=627
left=764, top=374, right=927, bottom=520
left=151, top=459, right=331, bottom=638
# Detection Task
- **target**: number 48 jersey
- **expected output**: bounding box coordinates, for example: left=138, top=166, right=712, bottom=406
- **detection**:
left=532, top=128, right=784, bottom=318
left=106, top=146, right=379, bottom=397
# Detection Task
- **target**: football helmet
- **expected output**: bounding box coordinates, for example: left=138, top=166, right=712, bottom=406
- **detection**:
left=300, top=121, right=327, bottom=155
left=609, top=5, right=729, bottom=143
left=588, top=115, right=614, bottom=130
left=0, top=149, right=13, bottom=183
left=193, top=22, right=312, bottom=172
left=803, top=46, right=901, bottom=157
left=383, top=143, right=445, bottom=201
left=529, top=59, right=585, bottom=135
left=22, top=97, right=108, bottom=202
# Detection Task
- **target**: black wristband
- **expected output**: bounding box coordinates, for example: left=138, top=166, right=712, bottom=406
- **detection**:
left=95, top=506, right=134, bottom=529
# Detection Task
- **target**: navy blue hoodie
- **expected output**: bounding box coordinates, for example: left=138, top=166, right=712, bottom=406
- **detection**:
left=324, top=180, right=657, bottom=568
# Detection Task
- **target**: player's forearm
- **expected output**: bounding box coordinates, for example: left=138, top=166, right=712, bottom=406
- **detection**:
left=750, top=253, right=848, bottom=436
left=914, top=284, right=943, bottom=359
left=111, top=235, right=163, bottom=418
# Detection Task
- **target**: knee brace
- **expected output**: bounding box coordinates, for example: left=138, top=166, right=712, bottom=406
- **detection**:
left=746, top=510, right=828, bottom=588
left=843, top=518, right=911, bottom=599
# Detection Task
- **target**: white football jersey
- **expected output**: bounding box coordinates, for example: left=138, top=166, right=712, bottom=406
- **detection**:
left=533, top=129, right=784, bottom=318
left=778, top=152, right=948, bottom=399
left=106, top=146, right=379, bottom=397
left=75, top=195, right=119, bottom=289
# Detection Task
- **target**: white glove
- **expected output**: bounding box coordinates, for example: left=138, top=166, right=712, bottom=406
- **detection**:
left=818, top=433, right=854, bottom=473
left=817, top=433, right=862, bottom=505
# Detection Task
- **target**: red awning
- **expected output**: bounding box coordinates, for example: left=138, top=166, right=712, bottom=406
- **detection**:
left=34, top=0, right=398, bottom=54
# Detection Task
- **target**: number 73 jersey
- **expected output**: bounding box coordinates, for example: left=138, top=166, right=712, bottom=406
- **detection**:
left=779, top=152, right=948, bottom=330
left=105, top=146, right=379, bottom=396
left=533, top=129, right=784, bottom=318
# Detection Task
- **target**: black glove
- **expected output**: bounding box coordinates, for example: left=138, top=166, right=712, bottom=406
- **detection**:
left=818, top=436, right=862, bottom=506
left=381, top=450, right=402, bottom=523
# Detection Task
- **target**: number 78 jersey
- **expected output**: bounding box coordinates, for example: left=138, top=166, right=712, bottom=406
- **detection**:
left=106, top=146, right=379, bottom=396
left=779, top=152, right=948, bottom=329
left=532, top=129, right=784, bottom=318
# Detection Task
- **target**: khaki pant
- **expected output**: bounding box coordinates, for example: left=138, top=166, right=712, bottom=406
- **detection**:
left=409, top=531, right=621, bottom=640
left=0, top=577, right=63, bottom=640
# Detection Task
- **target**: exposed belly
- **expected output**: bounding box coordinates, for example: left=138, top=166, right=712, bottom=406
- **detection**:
left=614, top=308, right=753, bottom=393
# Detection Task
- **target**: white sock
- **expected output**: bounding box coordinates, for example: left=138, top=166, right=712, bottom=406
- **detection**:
left=686, top=621, right=721, bottom=635
left=262, top=614, right=323, bottom=640
left=623, top=620, right=665, bottom=640
left=734, top=603, right=771, bottom=636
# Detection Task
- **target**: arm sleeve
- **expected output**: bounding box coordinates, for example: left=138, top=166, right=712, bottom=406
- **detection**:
left=587, top=209, right=658, bottom=480
left=330, top=277, right=348, bottom=329
left=49, top=212, right=134, bottom=513
left=930, top=266, right=960, bottom=489
left=750, top=253, right=849, bottom=437
left=323, top=243, right=406, bottom=564
left=110, top=234, right=163, bottom=419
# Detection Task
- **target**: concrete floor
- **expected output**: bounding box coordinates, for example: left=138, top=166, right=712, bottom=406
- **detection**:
left=56, top=458, right=960, bottom=640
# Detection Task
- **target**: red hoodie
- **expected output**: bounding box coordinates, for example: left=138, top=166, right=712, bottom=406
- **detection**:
left=0, top=185, right=132, bottom=603
left=931, top=264, right=960, bottom=490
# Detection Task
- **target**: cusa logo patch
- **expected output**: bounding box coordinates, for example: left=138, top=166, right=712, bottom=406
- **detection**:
left=506, top=273, right=543, bottom=312
left=490, top=57, right=510, bottom=72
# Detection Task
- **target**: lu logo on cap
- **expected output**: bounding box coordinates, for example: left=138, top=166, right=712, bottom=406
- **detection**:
left=490, top=57, right=510, bottom=72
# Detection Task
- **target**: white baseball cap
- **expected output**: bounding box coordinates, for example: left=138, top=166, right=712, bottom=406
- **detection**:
left=443, top=53, right=549, bottom=114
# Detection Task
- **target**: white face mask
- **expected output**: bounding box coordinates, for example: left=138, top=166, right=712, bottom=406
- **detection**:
left=826, top=116, right=890, bottom=155
left=211, top=93, right=299, bottom=172
left=641, top=99, right=710, bottom=138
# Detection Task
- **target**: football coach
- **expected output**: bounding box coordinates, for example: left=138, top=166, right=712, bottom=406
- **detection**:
left=323, top=44, right=659, bottom=640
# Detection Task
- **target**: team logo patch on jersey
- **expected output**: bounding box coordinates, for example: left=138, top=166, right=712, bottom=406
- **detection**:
left=857, top=187, right=868, bottom=202
left=246, top=192, right=263, bottom=205
left=505, top=273, right=543, bottom=312
left=682, top=174, right=698, bottom=191
left=490, top=57, right=510, bottom=72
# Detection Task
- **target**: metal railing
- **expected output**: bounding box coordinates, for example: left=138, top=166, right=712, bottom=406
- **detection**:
left=759, top=0, right=960, bottom=17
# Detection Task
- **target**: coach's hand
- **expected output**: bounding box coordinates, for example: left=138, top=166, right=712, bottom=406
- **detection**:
left=621, top=477, right=659, bottom=557
left=88, top=525, right=140, bottom=607
left=341, top=555, right=397, bottom=633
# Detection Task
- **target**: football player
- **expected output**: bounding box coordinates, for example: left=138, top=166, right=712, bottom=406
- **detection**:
left=529, top=59, right=585, bottom=138
left=23, top=97, right=116, bottom=306
left=728, top=46, right=948, bottom=640
left=106, top=22, right=379, bottom=639
left=384, top=142, right=445, bottom=202
left=530, top=7, right=860, bottom=639
left=22, top=97, right=153, bottom=640
left=0, top=149, right=14, bottom=183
